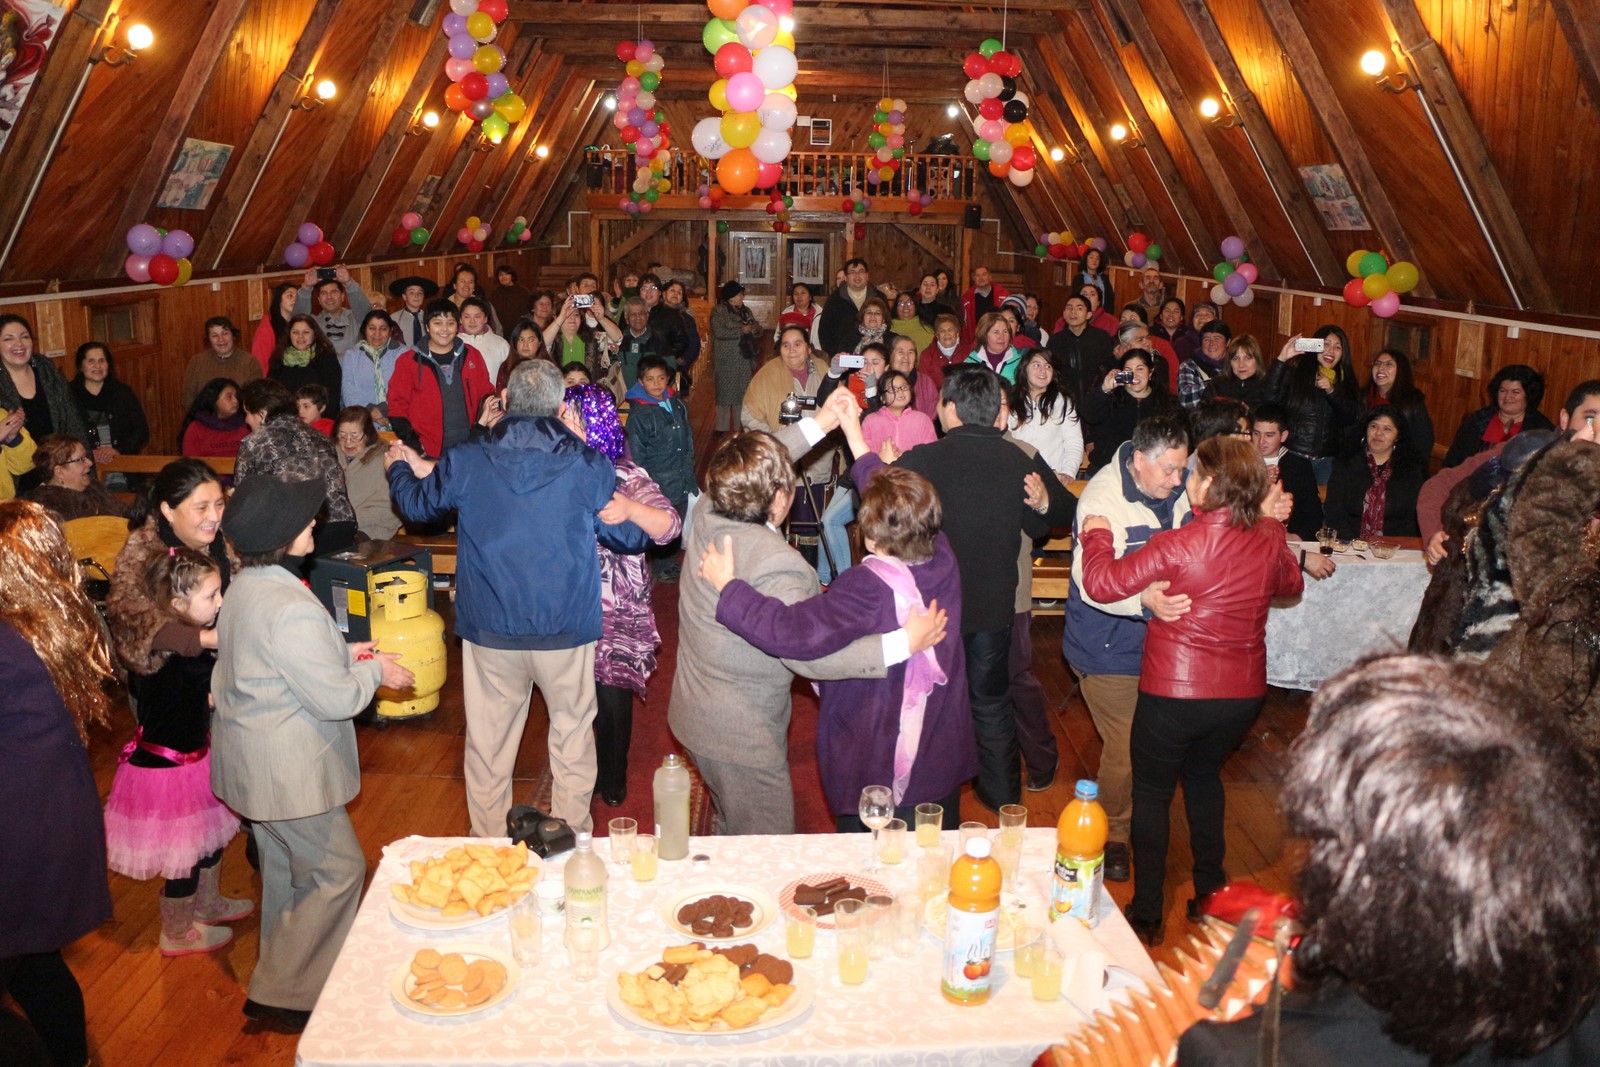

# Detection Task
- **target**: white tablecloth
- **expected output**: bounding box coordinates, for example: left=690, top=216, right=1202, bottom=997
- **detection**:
left=1265, top=543, right=1432, bottom=691
left=297, top=829, right=1159, bottom=1067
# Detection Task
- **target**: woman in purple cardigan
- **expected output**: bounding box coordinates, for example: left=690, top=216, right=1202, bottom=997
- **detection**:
left=563, top=384, right=682, bottom=808
left=699, top=465, right=972, bottom=830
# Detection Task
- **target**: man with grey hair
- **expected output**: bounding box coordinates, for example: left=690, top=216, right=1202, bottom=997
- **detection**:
left=385, top=360, right=651, bottom=834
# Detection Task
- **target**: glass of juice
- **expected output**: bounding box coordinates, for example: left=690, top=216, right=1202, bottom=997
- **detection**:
left=510, top=890, right=542, bottom=968
left=914, top=803, right=943, bottom=849
left=630, top=833, right=658, bottom=882
left=879, top=818, right=907, bottom=865
left=834, top=899, right=869, bottom=986
left=1013, top=925, right=1043, bottom=979
left=919, top=844, right=953, bottom=900
left=998, top=804, right=1027, bottom=849
left=1031, top=945, right=1064, bottom=1001
left=785, top=905, right=817, bottom=959
left=607, top=817, right=637, bottom=866
left=959, top=821, right=988, bottom=852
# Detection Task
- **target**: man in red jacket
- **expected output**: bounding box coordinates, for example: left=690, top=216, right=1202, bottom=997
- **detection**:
left=386, top=302, right=494, bottom=460
left=960, top=265, right=1009, bottom=344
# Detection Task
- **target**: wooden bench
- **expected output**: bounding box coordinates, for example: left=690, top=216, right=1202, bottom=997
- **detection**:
left=1030, top=480, right=1086, bottom=616
left=98, top=454, right=236, bottom=479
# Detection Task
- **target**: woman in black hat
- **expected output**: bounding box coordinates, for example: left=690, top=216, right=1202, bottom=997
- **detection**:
left=209, top=475, right=412, bottom=1034
left=711, top=279, right=761, bottom=433
left=388, top=275, right=440, bottom=352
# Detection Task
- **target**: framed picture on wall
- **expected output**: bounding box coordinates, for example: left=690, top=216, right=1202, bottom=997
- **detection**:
left=810, top=118, right=832, bottom=147
left=790, top=240, right=825, bottom=286
left=736, top=237, right=773, bottom=285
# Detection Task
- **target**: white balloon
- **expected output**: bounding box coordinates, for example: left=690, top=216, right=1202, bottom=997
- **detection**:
left=752, top=45, right=797, bottom=90
left=635, top=90, right=655, bottom=110
left=757, top=92, right=798, bottom=130
left=891, top=98, right=907, bottom=113
left=1008, top=167, right=1036, bottom=187
left=644, top=54, right=665, bottom=73
left=1233, top=286, right=1256, bottom=307
left=691, top=116, right=730, bottom=159
left=750, top=127, right=792, bottom=164
left=450, top=0, right=477, bottom=14
left=964, top=79, right=985, bottom=105
left=1210, top=282, right=1232, bottom=305
left=735, top=5, right=779, bottom=49
left=1009, top=90, right=1030, bottom=109
left=1124, top=250, right=1139, bottom=266
left=988, top=139, right=1013, bottom=164
left=977, top=72, right=1004, bottom=98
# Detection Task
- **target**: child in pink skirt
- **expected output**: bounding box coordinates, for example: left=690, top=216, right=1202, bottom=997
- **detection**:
left=104, top=548, right=251, bottom=956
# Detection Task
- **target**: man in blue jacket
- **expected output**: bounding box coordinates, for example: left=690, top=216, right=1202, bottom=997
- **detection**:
left=387, top=360, right=649, bottom=834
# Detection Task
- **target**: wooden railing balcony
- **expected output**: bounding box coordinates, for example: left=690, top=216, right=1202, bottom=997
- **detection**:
left=582, top=148, right=983, bottom=214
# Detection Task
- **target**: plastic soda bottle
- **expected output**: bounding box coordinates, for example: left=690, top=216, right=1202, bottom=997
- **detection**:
left=563, top=831, right=610, bottom=949
left=654, top=754, right=691, bottom=860
left=1050, top=779, right=1108, bottom=926
left=940, top=837, right=1002, bottom=1005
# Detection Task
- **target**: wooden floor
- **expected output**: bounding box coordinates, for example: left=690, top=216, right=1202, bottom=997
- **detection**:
left=56, top=350, right=1308, bottom=1065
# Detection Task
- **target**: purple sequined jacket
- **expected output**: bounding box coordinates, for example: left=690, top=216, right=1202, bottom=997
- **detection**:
left=596, top=461, right=682, bottom=694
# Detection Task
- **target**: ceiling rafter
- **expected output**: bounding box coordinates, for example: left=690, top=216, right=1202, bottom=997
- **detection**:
left=487, top=72, right=588, bottom=231
left=445, top=45, right=560, bottom=231
left=1016, top=44, right=1133, bottom=241
left=476, top=52, right=568, bottom=228
left=527, top=85, right=609, bottom=239
left=1548, top=0, right=1600, bottom=115
left=505, top=2, right=1055, bottom=33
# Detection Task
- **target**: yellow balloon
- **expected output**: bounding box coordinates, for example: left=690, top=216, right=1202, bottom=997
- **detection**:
left=1387, top=261, right=1419, bottom=293
left=778, top=84, right=797, bottom=100
left=657, top=178, right=671, bottom=192
left=493, top=93, right=526, bottom=123
left=174, top=258, right=193, bottom=287
left=709, top=78, right=729, bottom=112
left=625, top=59, right=644, bottom=78
left=721, top=110, right=760, bottom=148
left=879, top=96, right=893, bottom=111
left=473, top=45, right=503, bottom=75
left=1362, top=272, right=1391, bottom=301
left=466, top=216, right=481, bottom=230
left=771, top=29, right=795, bottom=50
left=650, top=157, right=666, bottom=172
left=1346, top=249, right=1369, bottom=278
left=465, top=11, right=494, bottom=41
left=1005, top=123, right=1031, bottom=146
left=879, top=166, right=894, bottom=180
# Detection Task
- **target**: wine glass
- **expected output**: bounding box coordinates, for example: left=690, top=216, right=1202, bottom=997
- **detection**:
left=859, top=785, right=894, bottom=872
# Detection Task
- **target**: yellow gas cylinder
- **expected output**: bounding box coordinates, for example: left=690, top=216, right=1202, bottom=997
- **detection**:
left=368, top=570, right=447, bottom=720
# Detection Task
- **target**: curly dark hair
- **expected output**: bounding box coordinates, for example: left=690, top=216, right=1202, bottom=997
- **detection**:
left=1488, top=363, right=1546, bottom=412
left=1288, top=654, right=1600, bottom=1061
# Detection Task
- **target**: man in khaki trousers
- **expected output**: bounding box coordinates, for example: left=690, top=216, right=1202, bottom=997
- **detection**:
left=387, top=358, right=651, bottom=835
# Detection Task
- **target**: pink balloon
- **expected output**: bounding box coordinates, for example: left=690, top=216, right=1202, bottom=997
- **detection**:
left=401, top=212, right=423, bottom=230
left=725, top=72, right=766, bottom=113
left=1369, top=291, right=1401, bottom=318
left=519, top=229, right=532, bottom=241
left=1237, top=262, right=1259, bottom=284
left=124, top=254, right=152, bottom=283
left=979, top=119, right=1005, bottom=142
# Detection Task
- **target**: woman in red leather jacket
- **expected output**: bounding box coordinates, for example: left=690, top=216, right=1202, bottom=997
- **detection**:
left=1079, top=436, right=1302, bottom=944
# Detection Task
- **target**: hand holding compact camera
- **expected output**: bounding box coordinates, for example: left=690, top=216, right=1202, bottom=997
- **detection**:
left=778, top=393, right=818, bottom=425
left=1114, top=369, right=1136, bottom=386
left=572, top=293, right=595, bottom=309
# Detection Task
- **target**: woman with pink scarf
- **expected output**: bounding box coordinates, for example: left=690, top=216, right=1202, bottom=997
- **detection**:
left=698, top=466, right=972, bottom=831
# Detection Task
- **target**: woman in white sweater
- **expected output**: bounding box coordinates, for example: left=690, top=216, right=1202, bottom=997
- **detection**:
left=1008, top=349, right=1083, bottom=484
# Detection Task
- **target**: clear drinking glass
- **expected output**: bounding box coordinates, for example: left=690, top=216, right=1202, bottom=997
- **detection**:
left=878, top=818, right=908, bottom=865
left=998, top=804, right=1028, bottom=849
left=858, top=785, right=894, bottom=872
left=919, top=844, right=953, bottom=900
left=1031, top=945, right=1064, bottom=1001
left=1014, top=924, right=1044, bottom=979
left=785, top=905, right=817, bottom=959
left=608, top=817, right=637, bottom=866
left=891, top=891, right=922, bottom=957
left=959, top=821, right=988, bottom=852
left=863, top=893, right=894, bottom=960
left=834, top=899, right=869, bottom=985
left=510, top=890, right=542, bottom=968
left=630, top=833, right=658, bottom=882
left=568, top=922, right=600, bottom=980
left=914, top=803, right=944, bottom=849
left=992, top=838, right=1021, bottom=894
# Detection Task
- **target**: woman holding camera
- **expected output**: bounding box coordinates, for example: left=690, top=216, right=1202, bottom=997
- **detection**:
left=1267, top=327, right=1363, bottom=485
left=1081, top=348, right=1179, bottom=475
left=541, top=294, right=622, bottom=387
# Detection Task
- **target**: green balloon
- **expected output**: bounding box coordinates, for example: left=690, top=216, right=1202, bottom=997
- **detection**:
left=1034, top=243, right=1048, bottom=257
left=409, top=227, right=429, bottom=245
left=972, top=139, right=991, bottom=162
left=783, top=195, right=794, bottom=208
left=868, top=132, right=886, bottom=149
left=640, top=71, right=659, bottom=92
left=1145, top=243, right=1162, bottom=261
left=892, top=148, right=904, bottom=159
left=716, top=220, right=730, bottom=233
left=1212, top=261, right=1233, bottom=282
left=873, top=110, right=887, bottom=124
left=702, top=17, right=738, bottom=54
left=853, top=201, right=866, bottom=214
left=979, top=37, right=1003, bottom=58
left=1357, top=251, right=1388, bottom=277
left=644, top=188, right=660, bottom=202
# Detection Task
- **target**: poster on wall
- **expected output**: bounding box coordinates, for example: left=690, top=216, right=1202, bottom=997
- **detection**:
left=0, top=0, right=65, bottom=151
left=157, top=138, right=234, bottom=210
left=790, top=240, right=825, bottom=286
left=1298, top=163, right=1371, bottom=231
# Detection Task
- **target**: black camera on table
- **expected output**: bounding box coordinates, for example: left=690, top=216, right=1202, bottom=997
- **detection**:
left=778, top=393, right=818, bottom=424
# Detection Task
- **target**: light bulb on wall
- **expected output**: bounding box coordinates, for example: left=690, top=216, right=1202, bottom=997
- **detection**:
left=1360, top=50, right=1388, bottom=76
left=946, top=102, right=959, bottom=118
left=1362, top=47, right=1418, bottom=92
left=1199, top=97, right=1220, bottom=119
left=1049, top=147, right=1065, bottom=162
left=294, top=79, right=337, bottom=111
left=91, top=20, right=153, bottom=66
left=126, top=23, right=154, bottom=51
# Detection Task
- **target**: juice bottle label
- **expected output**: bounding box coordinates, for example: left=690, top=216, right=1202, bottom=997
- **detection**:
left=940, top=905, right=998, bottom=1003
left=1049, top=850, right=1104, bottom=926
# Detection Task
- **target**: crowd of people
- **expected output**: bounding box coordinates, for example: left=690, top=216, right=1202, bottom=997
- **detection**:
left=4, top=249, right=1599, bottom=1066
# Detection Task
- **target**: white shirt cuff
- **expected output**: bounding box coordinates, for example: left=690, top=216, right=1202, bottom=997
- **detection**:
left=881, top=629, right=912, bottom=666
left=797, top=417, right=826, bottom=448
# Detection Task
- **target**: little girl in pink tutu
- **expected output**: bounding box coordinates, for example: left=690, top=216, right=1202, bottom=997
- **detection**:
left=104, top=548, right=251, bottom=956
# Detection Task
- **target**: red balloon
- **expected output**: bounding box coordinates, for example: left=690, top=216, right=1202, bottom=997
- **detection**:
left=461, top=72, right=489, bottom=101
left=309, top=241, right=336, bottom=266
left=756, top=161, right=783, bottom=188
left=147, top=253, right=179, bottom=286
left=1048, top=244, right=1069, bottom=260
left=1127, top=232, right=1149, bottom=254
left=1342, top=277, right=1371, bottom=307
left=621, top=125, right=640, bottom=143
left=616, top=41, right=636, bottom=62
left=392, top=227, right=411, bottom=247
left=841, top=198, right=854, bottom=212
left=909, top=202, right=923, bottom=216
left=714, top=42, right=753, bottom=78
left=765, top=200, right=779, bottom=214
left=963, top=53, right=989, bottom=79
left=991, top=51, right=1015, bottom=75
left=1010, top=145, right=1035, bottom=170
left=854, top=223, right=867, bottom=240
left=478, top=0, right=508, bottom=22
left=468, top=238, right=484, bottom=253
left=979, top=98, right=1003, bottom=121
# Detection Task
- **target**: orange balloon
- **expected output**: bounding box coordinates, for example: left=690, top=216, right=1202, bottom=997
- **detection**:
left=1005, top=123, right=1031, bottom=146
left=707, top=0, right=748, bottom=20
left=444, top=83, right=470, bottom=111
left=988, top=160, right=1010, bottom=177
left=717, top=148, right=760, bottom=194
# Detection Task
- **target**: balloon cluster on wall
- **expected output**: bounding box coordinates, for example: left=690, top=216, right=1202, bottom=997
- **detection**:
left=284, top=222, right=335, bottom=269
left=1033, top=230, right=1077, bottom=260
left=615, top=39, right=672, bottom=216
left=766, top=188, right=795, bottom=231
left=441, top=0, right=526, bottom=144
left=866, top=97, right=907, bottom=188
left=503, top=215, right=533, bottom=244
left=905, top=188, right=934, bottom=216
left=692, top=0, right=798, bottom=196
left=1122, top=231, right=1163, bottom=267
left=696, top=181, right=726, bottom=211
left=393, top=212, right=430, bottom=248
left=1342, top=249, right=1417, bottom=319
left=961, top=39, right=1034, bottom=188
left=842, top=188, right=870, bottom=240
left=457, top=216, right=492, bottom=252
left=124, top=225, right=194, bottom=286
left=1209, top=235, right=1257, bottom=307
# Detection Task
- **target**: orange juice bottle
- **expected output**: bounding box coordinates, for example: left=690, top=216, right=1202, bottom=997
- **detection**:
left=1050, top=779, right=1108, bottom=926
left=941, top=838, right=1002, bottom=1005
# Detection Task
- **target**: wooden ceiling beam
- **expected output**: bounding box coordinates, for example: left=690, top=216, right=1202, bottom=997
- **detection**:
left=1549, top=0, right=1600, bottom=115
left=95, top=0, right=249, bottom=277
left=1017, top=43, right=1134, bottom=240
left=506, top=3, right=1054, bottom=32
left=1375, top=0, right=1556, bottom=312
left=544, top=39, right=969, bottom=66
left=1064, top=4, right=1213, bottom=271
left=448, top=47, right=560, bottom=230
left=1172, top=0, right=1344, bottom=286
left=477, top=53, right=568, bottom=228
left=272, top=1, right=415, bottom=262
left=527, top=87, right=609, bottom=240
left=491, top=75, right=587, bottom=229
left=1098, top=0, right=1278, bottom=280
left=197, top=0, right=342, bottom=269
left=1253, top=0, right=1432, bottom=298
left=0, top=0, right=115, bottom=276
left=333, top=32, right=452, bottom=254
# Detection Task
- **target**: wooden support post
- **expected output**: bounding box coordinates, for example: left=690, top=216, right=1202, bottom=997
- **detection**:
left=706, top=219, right=718, bottom=292
left=1375, top=0, right=1557, bottom=311
left=1099, top=0, right=1279, bottom=280
left=330, top=30, right=450, bottom=254
left=1254, top=0, right=1431, bottom=297
left=272, top=2, right=413, bottom=260
left=96, top=0, right=248, bottom=276
left=1065, top=4, right=1216, bottom=271
left=589, top=215, right=603, bottom=280
left=198, top=0, right=342, bottom=269
left=1173, top=0, right=1344, bottom=285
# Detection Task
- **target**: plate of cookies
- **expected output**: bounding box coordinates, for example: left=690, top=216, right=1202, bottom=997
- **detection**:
left=777, top=872, right=892, bottom=931
left=390, top=945, right=518, bottom=1017
left=608, top=943, right=815, bottom=1035
left=658, top=884, right=779, bottom=943
left=388, top=842, right=540, bottom=931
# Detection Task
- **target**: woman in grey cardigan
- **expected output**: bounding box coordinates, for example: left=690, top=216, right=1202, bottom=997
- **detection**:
left=710, top=280, right=761, bottom=433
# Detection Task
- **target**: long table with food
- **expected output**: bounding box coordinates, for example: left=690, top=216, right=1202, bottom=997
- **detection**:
left=296, top=828, right=1159, bottom=1067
